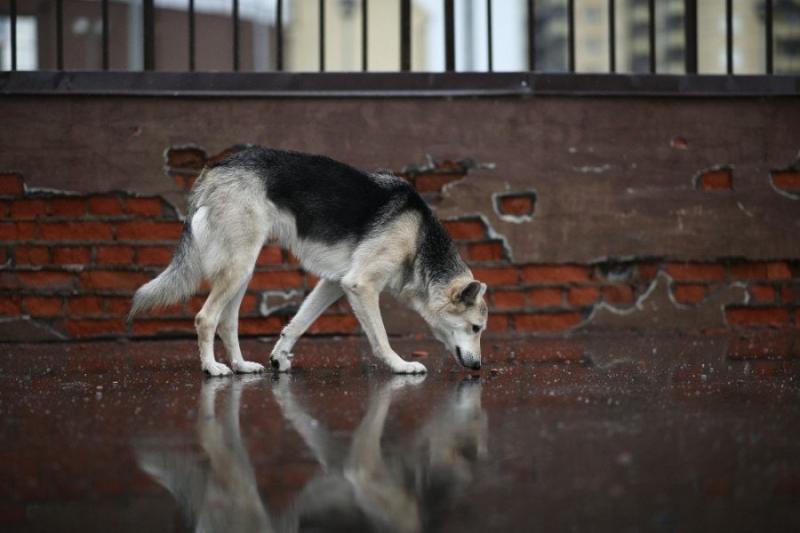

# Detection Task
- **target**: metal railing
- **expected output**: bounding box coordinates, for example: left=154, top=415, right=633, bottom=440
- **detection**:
left=0, top=0, right=798, bottom=97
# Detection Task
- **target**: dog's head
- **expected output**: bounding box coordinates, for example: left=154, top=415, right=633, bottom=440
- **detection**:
left=428, top=278, right=488, bottom=370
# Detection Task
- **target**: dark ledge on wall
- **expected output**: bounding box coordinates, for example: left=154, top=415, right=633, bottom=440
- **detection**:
left=0, top=71, right=798, bottom=98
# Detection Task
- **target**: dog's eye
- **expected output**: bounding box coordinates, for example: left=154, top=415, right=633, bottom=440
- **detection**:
left=472, top=324, right=481, bottom=333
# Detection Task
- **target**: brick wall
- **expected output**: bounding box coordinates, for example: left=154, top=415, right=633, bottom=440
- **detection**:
left=1, top=171, right=798, bottom=340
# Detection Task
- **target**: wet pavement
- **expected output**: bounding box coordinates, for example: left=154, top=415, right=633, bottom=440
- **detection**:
left=1, top=333, right=799, bottom=532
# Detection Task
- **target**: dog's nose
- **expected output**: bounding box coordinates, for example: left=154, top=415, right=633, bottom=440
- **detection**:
left=470, top=361, right=481, bottom=371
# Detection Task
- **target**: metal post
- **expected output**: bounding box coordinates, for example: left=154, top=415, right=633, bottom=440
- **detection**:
left=143, top=0, right=155, bottom=70
left=527, top=0, right=535, bottom=71
left=400, top=0, right=411, bottom=71
left=101, top=0, right=109, bottom=69
left=444, top=0, right=455, bottom=71
left=567, top=0, right=575, bottom=72
left=188, top=0, right=195, bottom=71
left=765, top=0, right=773, bottom=74
left=276, top=0, right=283, bottom=70
left=56, top=0, right=64, bottom=69
left=487, top=0, right=493, bottom=71
left=608, top=0, right=616, bottom=73
left=648, top=0, right=656, bottom=73
left=725, top=0, right=733, bottom=74
left=232, top=0, right=240, bottom=71
left=684, top=0, right=697, bottom=73
left=361, top=0, right=368, bottom=71
left=10, top=0, right=17, bottom=71
left=319, top=0, right=325, bottom=71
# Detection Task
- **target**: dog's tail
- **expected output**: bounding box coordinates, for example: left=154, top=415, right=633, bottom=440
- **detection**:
left=129, top=219, right=202, bottom=320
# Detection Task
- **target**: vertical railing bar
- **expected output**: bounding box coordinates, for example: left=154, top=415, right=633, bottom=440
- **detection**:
left=527, top=0, right=535, bottom=71
left=648, top=0, right=656, bottom=73
left=400, top=0, right=411, bottom=71
left=725, top=0, right=733, bottom=74
left=188, top=0, right=195, bottom=71
left=143, top=0, right=155, bottom=70
left=361, top=0, right=368, bottom=71
left=101, top=0, right=109, bottom=69
left=684, top=0, right=697, bottom=73
left=276, top=0, right=283, bottom=71
left=765, top=0, right=773, bottom=74
left=567, top=0, right=575, bottom=72
left=486, top=0, right=493, bottom=72
left=608, top=0, right=616, bottom=73
left=319, top=0, right=325, bottom=71
left=56, top=0, right=64, bottom=69
left=10, top=0, right=17, bottom=71
left=232, top=0, right=240, bottom=71
left=444, top=0, right=455, bottom=71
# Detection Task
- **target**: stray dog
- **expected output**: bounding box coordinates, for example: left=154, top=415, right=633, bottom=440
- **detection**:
left=130, top=147, right=488, bottom=375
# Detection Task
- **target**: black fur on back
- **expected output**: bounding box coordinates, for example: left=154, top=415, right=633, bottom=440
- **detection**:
left=213, top=146, right=467, bottom=286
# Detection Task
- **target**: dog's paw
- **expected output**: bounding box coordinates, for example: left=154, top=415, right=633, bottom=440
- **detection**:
left=391, top=361, right=427, bottom=375
left=270, top=354, right=292, bottom=373
left=203, top=361, right=233, bottom=377
left=233, top=360, right=265, bottom=374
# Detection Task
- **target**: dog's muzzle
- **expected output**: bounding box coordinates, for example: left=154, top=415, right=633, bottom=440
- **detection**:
left=455, top=346, right=481, bottom=371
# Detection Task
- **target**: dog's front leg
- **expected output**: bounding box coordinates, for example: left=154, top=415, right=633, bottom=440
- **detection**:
left=342, top=279, right=426, bottom=374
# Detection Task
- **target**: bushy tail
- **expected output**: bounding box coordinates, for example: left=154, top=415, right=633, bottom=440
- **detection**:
left=129, top=222, right=202, bottom=320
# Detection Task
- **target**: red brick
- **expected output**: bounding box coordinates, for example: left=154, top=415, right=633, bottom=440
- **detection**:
left=467, top=241, right=504, bottom=262
left=0, top=174, right=24, bottom=195
left=498, top=194, right=534, bottom=216
left=68, top=296, right=104, bottom=316
left=240, top=293, right=259, bottom=315
left=522, top=264, right=591, bottom=284
left=472, top=267, right=519, bottom=286
left=166, top=147, right=206, bottom=171
left=238, top=316, right=284, bottom=335
left=665, top=262, right=725, bottom=281
left=781, top=285, right=800, bottom=303
left=89, top=196, right=125, bottom=215
left=48, top=197, right=87, bottom=216
left=24, top=296, right=63, bottom=317
left=116, top=221, right=182, bottom=241
left=132, top=319, right=195, bottom=337
left=767, top=262, right=792, bottom=280
left=66, top=319, right=126, bottom=338
left=80, top=270, right=150, bottom=290
left=10, top=199, right=47, bottom=218
left=443, top=219, right=486, bottom=240
left=257, top=245, right=284, bottom=265
left=0, top=296, right=22, bottom=316
left=96, top=246, right=134, bottom=265
left=528, top=288, right=563, bottom=307
left=487, top=313, right=509, bottom=331
left=673, top=284, right=707, bottom=304
left=636, top=263, right=659, bottom=281
left=40, top=221, right=113, bottom=241
left=250, top=270, right=304, bottom=289
left=52, top=247, right=91, bottom=265
left=126, top=197, right=164, bottom=216
left=698, top=169, right=733, bottom=191
left=772, top=171, right=800, bottom=190
left=309, top=314, right=359, bottom=334
left=105, top=297, right=132, bottom=316
left=137, top=246, right=173, bottom=266
left=287, top=251, right=301, bottom=265
left=514, top=312, right=582, bottom=332
left=603, top=284, right=636, bottom=305
left=725, top=307, right=789, bottom=328
left=0, top=222, right=37, bottom=240
left=414, top=173, right=463, bottom=193
left=749, top=284, right=776, bottom=303
left=17, top=271, right=75, bottom=290
left=568, top=286, right=600, bottom=306
left=14, top=246, right=50, bottom=265
left=492, top=290, right=525, bottom=309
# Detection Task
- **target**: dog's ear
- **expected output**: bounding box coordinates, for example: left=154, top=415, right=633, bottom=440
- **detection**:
left=458, top=281, right=485, bottom=306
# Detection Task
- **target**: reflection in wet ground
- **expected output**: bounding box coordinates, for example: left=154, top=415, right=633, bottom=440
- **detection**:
left=1, top=334, right=799, bottom=532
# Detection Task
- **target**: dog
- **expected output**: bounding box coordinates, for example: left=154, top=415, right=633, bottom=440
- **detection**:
left=130, top=147, right=488, bottom=375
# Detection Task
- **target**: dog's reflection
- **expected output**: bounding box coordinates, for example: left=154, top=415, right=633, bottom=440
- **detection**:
left=136, top=376, right=487, bottom=533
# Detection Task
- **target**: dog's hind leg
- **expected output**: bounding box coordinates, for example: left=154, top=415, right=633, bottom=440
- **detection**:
left=217, top=277, right=265, bottom=374
left=270, top=278, right=344, bottom=372
left=196, top=259, right=258, bottom=376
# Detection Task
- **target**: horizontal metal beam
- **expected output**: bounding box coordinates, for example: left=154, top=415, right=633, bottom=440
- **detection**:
left=0, top=72, right=797, bottom=98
